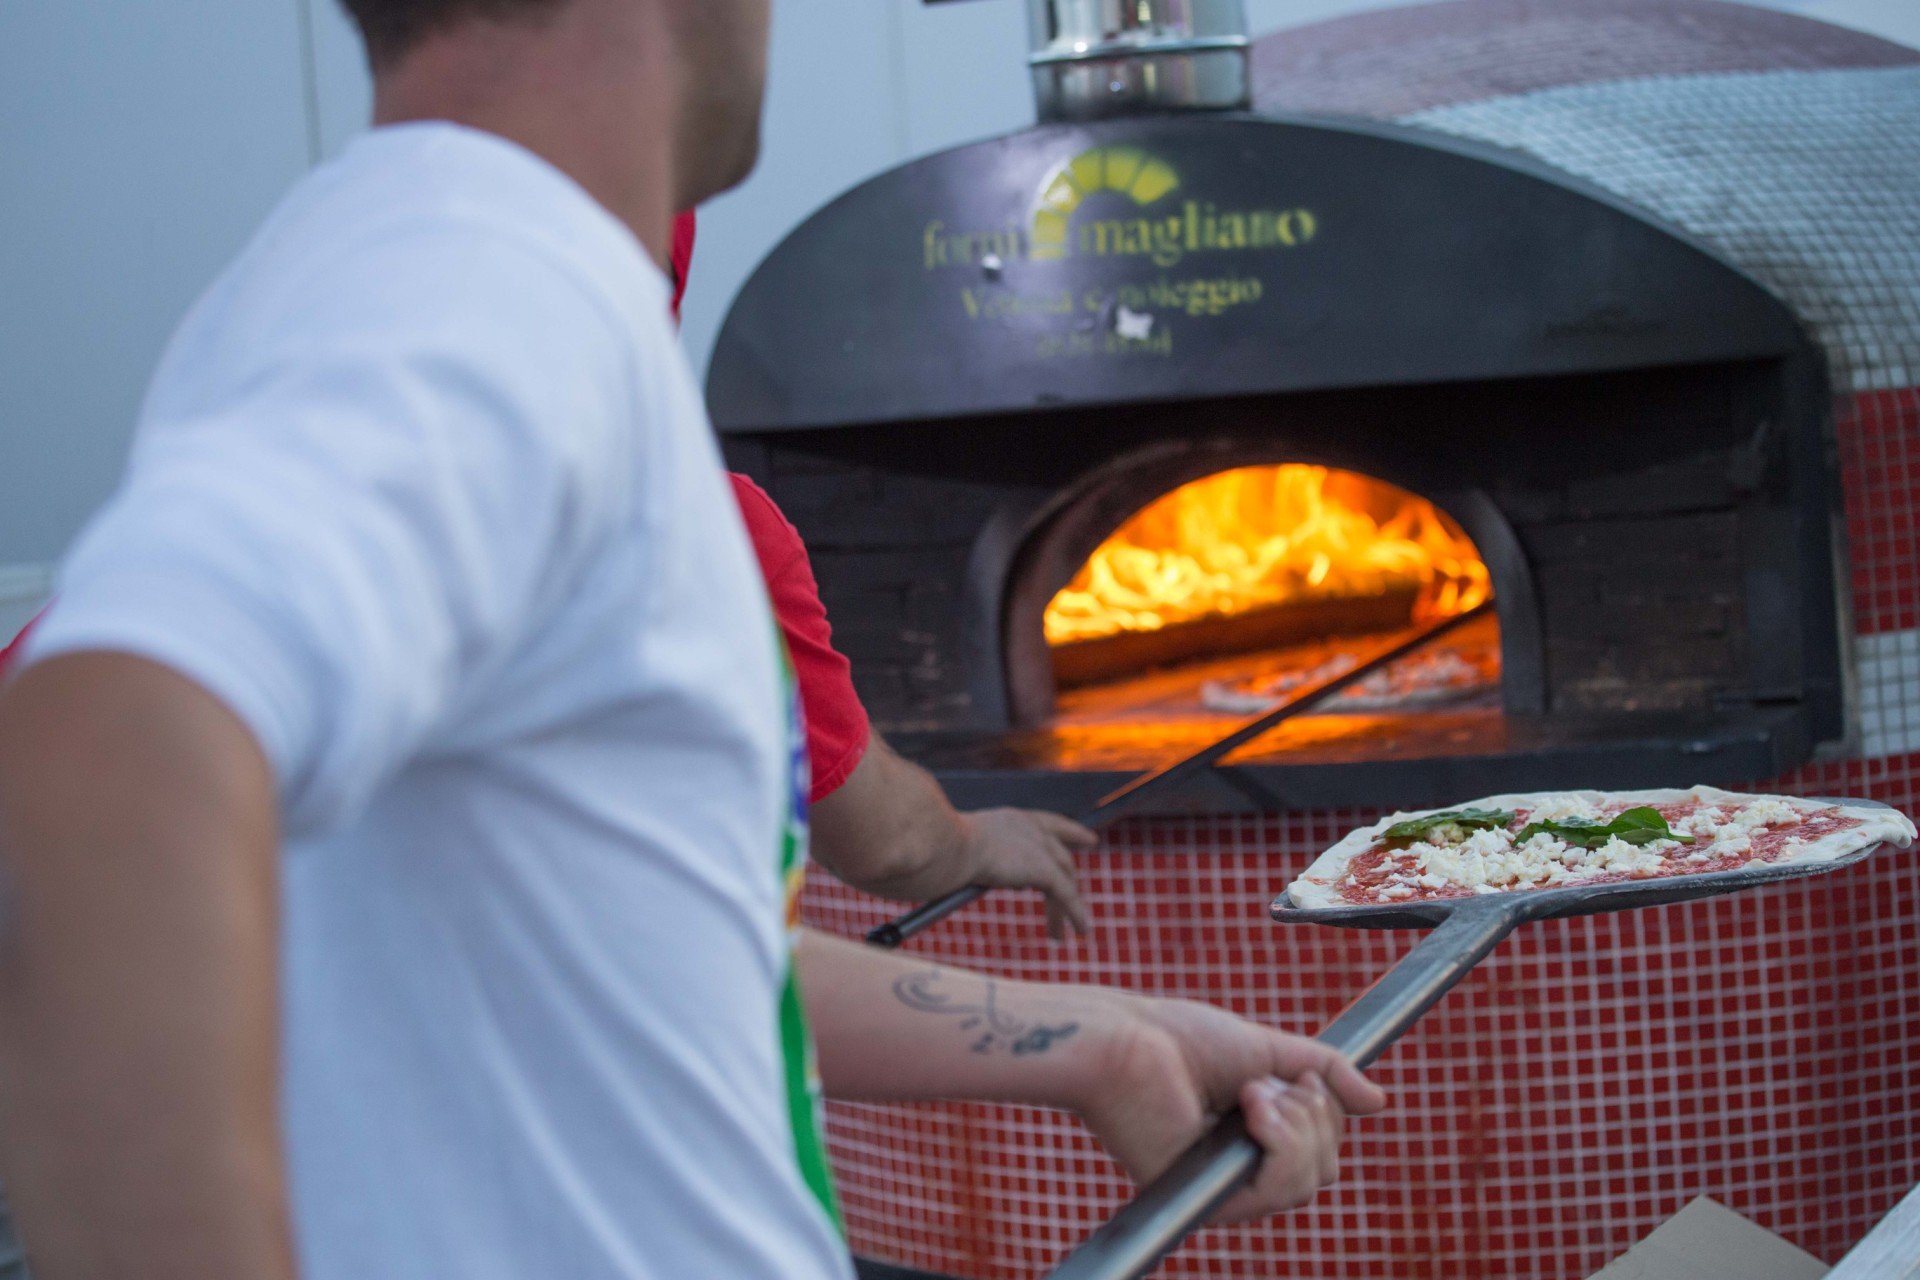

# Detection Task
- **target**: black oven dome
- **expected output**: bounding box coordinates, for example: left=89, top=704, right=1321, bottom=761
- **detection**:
left=708, top=0, right=1873, bottom=799
left=705, top=112, right=1806, bottom=434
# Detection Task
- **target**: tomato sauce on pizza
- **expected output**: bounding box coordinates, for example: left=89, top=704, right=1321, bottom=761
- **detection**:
left=1288, top=787, right=1912, bottom=911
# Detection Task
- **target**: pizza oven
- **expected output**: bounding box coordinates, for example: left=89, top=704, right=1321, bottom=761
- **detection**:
left=713, top=3, right=1920, bottom=1277
left=710, top=108, right=1845, bottom=818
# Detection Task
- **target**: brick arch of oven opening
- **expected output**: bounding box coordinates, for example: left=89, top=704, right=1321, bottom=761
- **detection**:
left=975, top=435, right=1544, bottom=730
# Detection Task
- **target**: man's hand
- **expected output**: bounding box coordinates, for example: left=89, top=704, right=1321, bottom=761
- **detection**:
left=801, top=932, right=1385, bottom=1225
left=1075, top=994, right=1388, bottom=1223
left=956, top=808, right=1097, bottom=939
left=811, top=733, right=1096, bottom=938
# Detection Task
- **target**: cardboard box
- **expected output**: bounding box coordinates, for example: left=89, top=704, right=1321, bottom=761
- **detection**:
left=1588, top=1197, right=1827, bottom=1280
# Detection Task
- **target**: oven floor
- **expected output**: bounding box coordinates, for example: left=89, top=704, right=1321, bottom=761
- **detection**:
left=897, top=703, right=1815, bottom=815
left=1052, top=613, right=1502, bottom=727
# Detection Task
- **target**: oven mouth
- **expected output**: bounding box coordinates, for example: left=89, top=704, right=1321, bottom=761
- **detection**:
left=1042, top=463, right=1494, bottom=704
left=998, top=445, right=1529, bottom=743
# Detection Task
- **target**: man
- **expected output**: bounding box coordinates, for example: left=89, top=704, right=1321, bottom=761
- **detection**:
left=0, top=5, right=1383, bottom=1280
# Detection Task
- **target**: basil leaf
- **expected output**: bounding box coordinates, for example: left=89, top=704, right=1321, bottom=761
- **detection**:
left=1531, top=817, right=1610, bottom=835
left=1612, top=807, right=1672, bottom=833
left=1517, top=805, right=1693, bottom=849
left=1515, top=821, right=1603, bottom=848
left=1381, top=808, right=1516, bottom=845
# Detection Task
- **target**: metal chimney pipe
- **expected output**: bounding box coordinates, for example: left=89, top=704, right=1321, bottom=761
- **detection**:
left=1027, top=0, right=1251, bottom=122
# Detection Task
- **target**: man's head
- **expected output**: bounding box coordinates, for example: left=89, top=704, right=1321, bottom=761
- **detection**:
left=340, top=0, right=770, bottom=211
left=657, top=0, right=771, bottom=204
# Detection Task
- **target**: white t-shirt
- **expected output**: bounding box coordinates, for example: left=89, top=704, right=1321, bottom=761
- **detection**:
left=22, top=123, right=852, bottom=1280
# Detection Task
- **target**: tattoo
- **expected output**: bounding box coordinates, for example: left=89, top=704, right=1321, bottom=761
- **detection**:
left=891, top=968, right=1080, bottom=1057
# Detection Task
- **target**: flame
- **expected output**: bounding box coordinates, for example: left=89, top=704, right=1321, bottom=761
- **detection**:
left=1044, top=465, right=1492, bottom=646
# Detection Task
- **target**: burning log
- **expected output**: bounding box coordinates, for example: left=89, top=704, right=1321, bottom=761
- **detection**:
left=1044, top=464, right=1490, bottom=688
left=1051, top=588, right=1419, bottom=689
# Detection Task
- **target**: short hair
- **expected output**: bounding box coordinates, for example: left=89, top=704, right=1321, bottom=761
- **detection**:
left=338, top=0, right=567, bottom=67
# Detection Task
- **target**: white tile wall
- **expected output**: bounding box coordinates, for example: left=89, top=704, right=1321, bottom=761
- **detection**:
left=1858, top=628, right=1920, bottom=759
left=1406, top=66, right=1920, bottom=394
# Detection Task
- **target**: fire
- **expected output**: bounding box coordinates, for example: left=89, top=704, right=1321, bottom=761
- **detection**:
left=1043, top=465, right=1492, bottom=646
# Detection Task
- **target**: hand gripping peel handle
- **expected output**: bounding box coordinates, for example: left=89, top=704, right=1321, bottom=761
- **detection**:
left=1044, top=898, right=1523, bottom=1280
left=866, top=603, right=1495, bottom=949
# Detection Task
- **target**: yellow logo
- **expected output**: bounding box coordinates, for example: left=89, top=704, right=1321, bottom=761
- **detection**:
left=1032, top=146, right=1181, bottom=261
left=921, top=144, right=1315, bottom=274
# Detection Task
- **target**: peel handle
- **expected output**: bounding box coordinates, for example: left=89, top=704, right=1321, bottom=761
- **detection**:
left=866, top=602, right=1495, bottom=948
left=862, top=885, right=985, bottom=949
left=1046, top=900, right=1521, bottom=1280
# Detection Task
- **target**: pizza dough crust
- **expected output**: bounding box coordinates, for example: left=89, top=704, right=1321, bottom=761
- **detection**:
left=1287, top=785, right=1916, bottom=911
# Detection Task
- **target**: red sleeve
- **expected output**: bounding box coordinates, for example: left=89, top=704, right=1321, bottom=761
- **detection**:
left=0, top=609, right=44, bottom=682
left=728, top=474, right=872, bottom=802
left=668, top=211, right=696, bottom=322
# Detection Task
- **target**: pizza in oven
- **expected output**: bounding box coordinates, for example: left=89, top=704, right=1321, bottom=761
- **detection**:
left=1289, top=785, right=1915, bottom=910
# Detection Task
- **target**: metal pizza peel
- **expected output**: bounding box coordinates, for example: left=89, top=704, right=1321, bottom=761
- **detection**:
left=867, top=601, right=1496, bottom=948
left=1044, top=798, right=1906, bottom=1280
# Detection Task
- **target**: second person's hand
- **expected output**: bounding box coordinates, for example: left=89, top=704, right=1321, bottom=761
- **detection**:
left=957, top=807, right=1098, bottom=939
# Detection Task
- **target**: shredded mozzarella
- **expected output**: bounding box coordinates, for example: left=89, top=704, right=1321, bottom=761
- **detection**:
left=1460, top=828, right=1512, bottom=859
left=1729, top=798, right=1802, bottom=831
left=1402, top=827, right=1589, bottom=892
left=1586, top=836, right=1669, bottom=876
left=1677, top=806, right=1727, bottom=837
left=1351, top=792, right=1829, bottom=902
left=1723, top=833, right=1755, bottom=853
left=1524, top=794, right=1602, bottom=824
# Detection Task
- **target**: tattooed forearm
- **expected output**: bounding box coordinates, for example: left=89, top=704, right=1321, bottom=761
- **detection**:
left=891, top=968, right=1080, bottom=1057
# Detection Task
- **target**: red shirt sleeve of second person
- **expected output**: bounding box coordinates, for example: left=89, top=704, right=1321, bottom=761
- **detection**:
left=0, top=611, right=41, bottom=682
left=728, top=474, right=872, bottom=802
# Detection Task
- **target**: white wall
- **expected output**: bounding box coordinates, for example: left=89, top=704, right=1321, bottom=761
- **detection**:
left=2, top=0, right=1914, bottom=596
left=0, top=1, right=315, bottom=575
left=297, top=0, right=1041, bottom=382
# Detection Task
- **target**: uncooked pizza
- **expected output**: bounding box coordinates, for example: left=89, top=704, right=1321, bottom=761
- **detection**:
left=1199, top=638, right=1497, bottom=715
left=1289, top=785, right=1916, bottom=910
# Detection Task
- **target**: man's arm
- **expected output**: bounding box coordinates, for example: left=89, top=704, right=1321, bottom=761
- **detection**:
left=727, top=475, right=1094, bottom=937
left=797, top=928, right=1385, bottom=1223
left=0, top=653, right=295, bottom=1280
left=810, top=732, right=1096, bottom=936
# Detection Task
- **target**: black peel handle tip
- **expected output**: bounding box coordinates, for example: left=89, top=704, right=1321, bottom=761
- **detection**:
left=867, top=884, right=987, bottom=949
